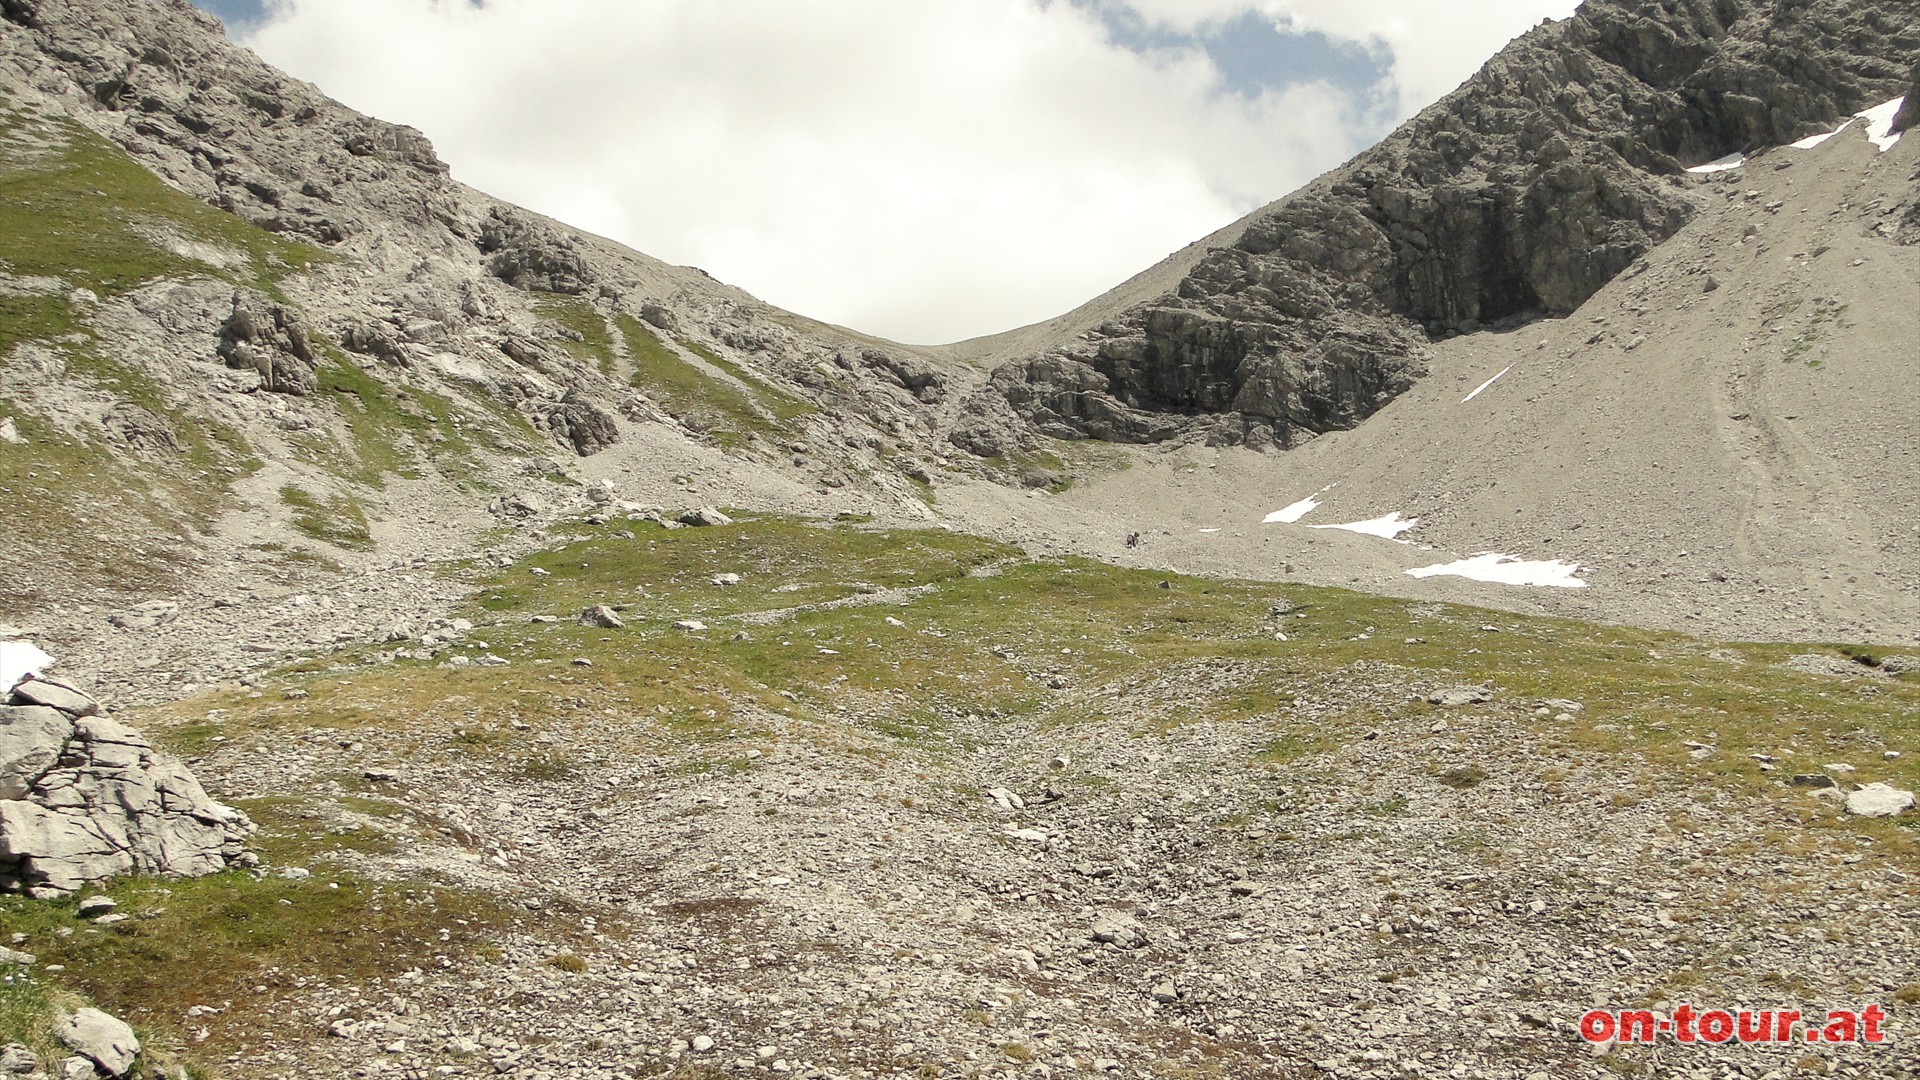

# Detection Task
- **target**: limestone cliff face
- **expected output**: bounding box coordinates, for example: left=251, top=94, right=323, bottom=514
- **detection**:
left=976, top=0, right=1918, bottom=449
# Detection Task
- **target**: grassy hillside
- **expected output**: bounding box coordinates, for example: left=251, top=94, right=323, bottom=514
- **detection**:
left=7, top=513, right=1902, bottom=1075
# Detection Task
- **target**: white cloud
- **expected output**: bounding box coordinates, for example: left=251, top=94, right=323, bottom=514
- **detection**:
left=243, top=0, right=1570, bottom=344
left=1119, top=0, right=1580, bottom=117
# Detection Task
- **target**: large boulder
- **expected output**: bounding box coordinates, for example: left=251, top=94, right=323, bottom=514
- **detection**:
left=1893, top=64, right=1919, bottom=136
left=478, top=208, right=594, bottom=295
left=0, top=679, right=252, bottom=896
left=0, top=706, right=72, bottom=800
left=1845, top=783, right=1916, bottom=818
left=58, top=1007, right=139, bottom=1078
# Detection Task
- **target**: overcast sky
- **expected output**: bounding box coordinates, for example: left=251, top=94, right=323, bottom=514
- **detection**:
left=195, top=0, right=1579, bottom=345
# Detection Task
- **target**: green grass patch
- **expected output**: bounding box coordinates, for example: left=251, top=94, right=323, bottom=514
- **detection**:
left=0, top=108, right=326, bottom=311
left=313, top=352, right=534, bottom=486
left=1436, top=764, right=1488, bottom=790
left=1785, top=301, right=1850, bottom=367
left=232, top=795, right=403, bottom=863
left=135, top=516, right=1920, bottom=855
left=0, top=104, right=336, bottom=611
left=279, top=484, right=373, bottom=549
left=1254, top=732, right=1318, bottom=765
left=976, top=447, right=1071, bottom=491
left=617, top=316, right=810, bottom=449
left=535, top=295, right=617, bottom=375
left=676, top=336, right=815, bottom=423
left=0, top=872, right=518, bottom=1072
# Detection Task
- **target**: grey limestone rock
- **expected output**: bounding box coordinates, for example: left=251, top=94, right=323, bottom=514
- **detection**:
left=678, top=506, right=733, bottom=528
left=1845, top=783, right=1915, bottom=818
left=858, top=349, right=947, bottom=404
left=217, top=291, right=318, bottom=395
left=107, top=601, right=179, bottom=631
left=57, top=1007, right=139, bottom=1078
left=639, top=303, right=679, bottom=332
left=0, top=684, right=252, bottom=895
left=578, top=605, right=624, bottom=630
left=0, top=1043, right=36, bottom=1074
left=544, top=385, right=621, bottom=457
left=479, top=208, right=594, bottom=295
left=1428, top=687, right=1493, bottom=707
left=8, top=678, right=99, bottom=717
left=0, top=705, right=71, bottom=801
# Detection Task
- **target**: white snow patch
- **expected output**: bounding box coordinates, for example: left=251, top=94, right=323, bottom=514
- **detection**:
left=1405, top=553, right=1588, bottom=589
left=1264, top=484, right=1336, bottom=524
left=1789, top=97, right=1907, bottom=153
left=1686, top=152, right=1747, bottom=174
left=1311, top=512, right=1419, bottom=540
left=1461, top=365, right=1513, bottom=403
left=1859, top=95, right=1906, bottom=152
left=1198, top=528, right=1221, bottom=534
left=1264, top=496, right=1320, bottom=524
left=1791, top=120, right=1850, bottom=150
left=0, top=640, right=55, bottom=689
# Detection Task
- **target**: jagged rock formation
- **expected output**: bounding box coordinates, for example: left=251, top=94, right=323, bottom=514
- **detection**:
left=217, top=290, right=318, bottom=394
left=974, top=0, right=1918, bottom=448
left=541, top=384, right=621, bottom=456
left=1894, top=62, right=1920, bottom=134
left=0, top=675, right=253, bottom=895
left=479, top=208, right=596, bottom=295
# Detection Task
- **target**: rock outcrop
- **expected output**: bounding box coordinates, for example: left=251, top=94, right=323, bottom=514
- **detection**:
left=976, top=0, right=1918, bottom=448
left=541, top=385, right=622, bottom=457
left=0, top=676, right=252, bottom=896
left=217, top=290, right=319, bottom=395
left=1893, top=63, right=1920, bottom=135
left=478, top=208, right=595, bottom=295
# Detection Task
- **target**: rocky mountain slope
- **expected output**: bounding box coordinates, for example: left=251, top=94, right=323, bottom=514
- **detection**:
left=0, top=0, right=1032, bottom=628
left=0, top=1, right=1918, bottom=1079
left=940, top=110, right=1920, bottom=646
left=962, top=0, right=1917, bottom=452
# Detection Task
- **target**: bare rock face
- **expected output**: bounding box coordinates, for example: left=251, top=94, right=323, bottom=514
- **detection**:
left=543, top=384, right=621, bottom=457
left=0, top=678, right=253, bottom=897
left=856, top=349, right=947, bottom=404
left=217, top=290, right=318, bottom=395
left=479, top=208, right=594, bottom=295
left=947, top=385, right=1039, bottom=459
left=983, top=0, right=1917, bottom=448
left=1893, top=63, right=1920, bottom=135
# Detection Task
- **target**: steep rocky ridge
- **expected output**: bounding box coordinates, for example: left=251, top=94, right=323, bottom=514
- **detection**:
left=969, top=0, right=1917, bottom=450
left=0, top=0, right=1006, bottom=619
left=940, top=117, right=1920, bottom=646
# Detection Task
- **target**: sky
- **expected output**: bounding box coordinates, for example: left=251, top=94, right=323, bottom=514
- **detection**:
left=193, top=0, right=1579, bottom=345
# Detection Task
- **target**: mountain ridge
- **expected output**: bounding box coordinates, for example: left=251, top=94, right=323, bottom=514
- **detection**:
left=966, top=0, right=1917, bottom=453
left=3, top=3, right=1920, bottom=1078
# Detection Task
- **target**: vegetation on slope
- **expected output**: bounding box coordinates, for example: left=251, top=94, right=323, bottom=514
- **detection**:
left=618, top=315, right=812, bottom=450
left=0, top=513, right=1909, bottom=1074
left=0, top=104, right=327, bottom=610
